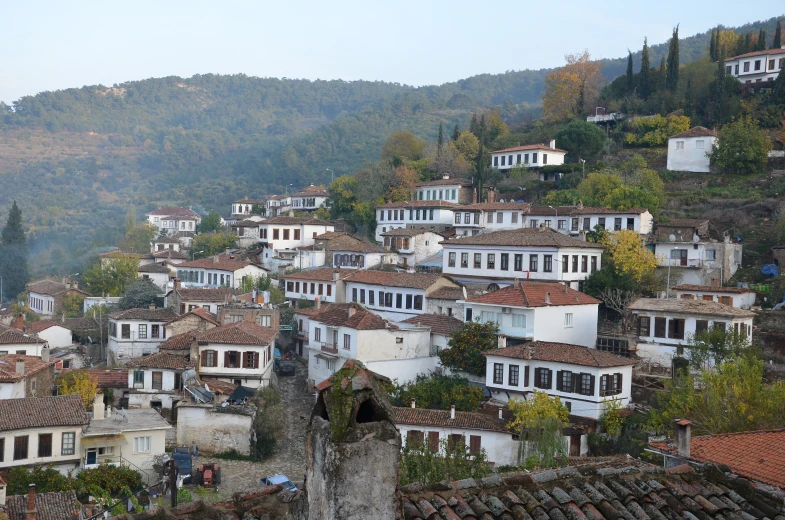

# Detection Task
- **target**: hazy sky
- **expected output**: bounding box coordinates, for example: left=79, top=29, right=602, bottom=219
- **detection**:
left=1, top=1, right=781, bottom=103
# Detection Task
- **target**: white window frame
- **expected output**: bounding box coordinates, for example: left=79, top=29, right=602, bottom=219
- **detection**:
left=564, top=313, right=574, bottom=327
left=133, top=436, right=151, bottom=453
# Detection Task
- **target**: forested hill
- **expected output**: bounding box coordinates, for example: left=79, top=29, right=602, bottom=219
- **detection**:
left=0, top=15, right=780, bottom=269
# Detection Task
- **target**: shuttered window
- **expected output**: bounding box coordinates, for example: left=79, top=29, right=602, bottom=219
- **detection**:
left=406, top=430, right=424, bottom=446
left=14, top=436, right=29, bottom=460
left=152, top=372, right=163, bottom=390
left=469, top=435, right=482, bottom=455
left=38, top=433, right=53, bottom=457
left=534, top=368, right=552, bottom=389
left=428, top=432, right=440, bottom=452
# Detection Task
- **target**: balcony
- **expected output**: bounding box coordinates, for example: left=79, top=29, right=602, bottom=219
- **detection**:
left=657, top=258, right=708, bottom=268
left=321, top=343, right=338, bottom=355
left=83, top=454, right=122, bottom=469
left=295, top=329, right=309, bottom=340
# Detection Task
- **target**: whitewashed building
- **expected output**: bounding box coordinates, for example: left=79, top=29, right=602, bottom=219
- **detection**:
left=394, top=405, right=517, bottom=466
left=265, top=195, right=292, bottom=217
left=414, top=176, right=474, bottom=204
left=483, top=341, right=635, bottom=421
left=453, top=202, right=530, bottom=237
left=258, top=216, right=335, bottom=269
left=380, top=228, right=444, bottom=267
left=671, top=284, right=756, bottom=309
left=490, top=141, right=567, bottom=173
left=0, top=326, right=49, bottom=357
left=232, top=216, right=265, bottom=247
left=291, top=185, right=329, bottom=212
left=107, top=307, right=178, bottom=365
left=331, top=241, right=397, bottom=269
left=126, top=352, right=188, bottom=410
left=464, top=280, right=600, bottom=348
left=26, top=279, right=88, bottom=318
left=667, top=127, right=717, bottom=173
left=196, top=321, right=277, bottom=388
left=175, top=256, right=268, bottom=289
left=166, top=285, right=237, bottom=315
left=628, top=298, right=755, bottom=367
left=724, top=46, right=785, bottom=84
left=284, top=268, right=352, bottom=304
left=231, top=197, right=266, bottom=218
left=27, top=321, right=73, bottom=349
left=137, top=263, right=172, bottom=290
left=522, top=205, right=654, bottom=237
left=151, top=236, right=182, bottom=253
left=441, top=227, right=604, bottom=290
left=400, top=313, right=464, bottom=355
left=375, top=200, right=459, bottom=242
left=305, top=303, right=432, bottom=387
left=145, top=207, right=201, bottom=236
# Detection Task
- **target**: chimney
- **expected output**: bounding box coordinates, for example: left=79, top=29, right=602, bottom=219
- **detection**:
left=442, top=174, right=450, bottom=180
left=564, top=281, right=569, bottom=293
left=15, top=359, right=24, bottom=376
left=410, top=398, right=416, bottom=409
left=41, top=346, right=50, bottom=363
left=213, top=255, right=219, bottom=264
left=513, top=278, right=520, bottom=288
left=315, top=297, right=321, bottom=310
left=472, top=189, right=478, bottom=204
left=332, top=272, right=341, bottom=282
left=92, top=392, right=105, bottom=420
left=25, top=484, right=36, bottom=520
left=524, top=346, right=532, bottom=360
left=498, top=334, right=507, bottom=349
left=675, top=419, right=691, bottom=458
left=487, top=189, right=496, bottom=204
left=11, top=314, right=24, bottom=330
left=348, top=306, right=356, bottom=317
left=173, top=277, right=181, bottom=290
left=106, top=406, right=112, bottom=419
left=149, top=302, right=156, bottom=310
left=545, top=292, right=551, bottom=305
left=225, top=248, right=231, bottom=256
left=550, top=139, right=556, bottom=149
left=498, top=408, right=503, bottom=420
left=450, top=405, right=456, bottom=420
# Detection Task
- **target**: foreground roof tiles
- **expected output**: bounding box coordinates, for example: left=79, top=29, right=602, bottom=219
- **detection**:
left=158, top=331, right=198, bottom=351
left=5, top=490, right=80, bottom=520
left=0, top=395, right=89, bottom=432
left=0, top=354, right=53, bottom=382
left=445, top=227, right=604, bottom=248
left=345, top=270, right=447, bottom=290
left=468, top=281, right=600, bottom=308
left=485, top=341, right=636, bottom=368
left=0, top=325, right=47, bottom=344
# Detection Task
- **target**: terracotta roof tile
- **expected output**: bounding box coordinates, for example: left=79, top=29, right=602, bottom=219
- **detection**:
left=284, top=267, right=354, bottom=282
left=444, top=227, right=604, bottom=249
left=175, top=287, right=237, bottom=302
left=292, top=184, right=329, bottom=197
left=59, top=317, right=100, bottom=332
left=126, top=351, right=189, bottom=370
left=484, top=341, right=636, bottom=368
left=493, top=143, right=568, bottom=154
left=109, top=307, right=178, bottom=321
left=294, top=304, right=331, bottom=318
left=670, top=126, right=717, bottom=139
left=380, top=227, right=443, bottom=237
left=0, top=326, right=47, bottom=344
left=628, top=298, right=755, bottom=318
left=401, top=314, right=465, bottom=336
left=0, top=395, right=89, bottom=432
left=197, top=321, right=278, bottom=345
left=145, top=207, right=201, bottom=218
left=392, top=406, right=509, bottom=433
left=5, top=490, right=80, bottom=520
left=671, top=284, right=753, bottom=294
left=345, top=270, right=449, bottom=290
left=567, top=206, right=649, bottom=215
left=427, top=286, right=483, bottom=301
left=76, top=368, right=128, bottom=388
left=26, top=320, right=65, bottom=333
left=151, top=250, right=189, bottom=260
left=166, top=307, right=220, bottom=326
left=415, top=177, right=473, bottom=187
left=311, top=303, right=392, bottom=331
left=649, top=429, right=785, bottom=488
left=330, top=240, right=388, bottom=253
left=0, top=354, right=53, bottom=381
left=158, top=332, right=198, bottom=351
left=376, top=200, right=461, bottom=209
left=138, top=263, right=172, bottom=273
left=233, top=197, right=266, bottom=204
left=727, top=47, right=785, bottom=59
left=26, top=279, right=71, bottom=296
left=468, top=281, right=600, bottom=308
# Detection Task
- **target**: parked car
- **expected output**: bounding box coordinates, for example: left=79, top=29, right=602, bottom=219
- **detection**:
left=172, top=447, right=193, bottom=484
left=261, top=474, right=297, bottom=491
left=274, top=348, right=296, bottom=376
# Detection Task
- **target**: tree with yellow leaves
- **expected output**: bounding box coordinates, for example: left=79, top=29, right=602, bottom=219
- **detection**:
left=600, top=229, right=657, bottom=282
left=542, top=51, right=603, bottom=123
left=58, top=371, right=99, bottom=408
left=508, top=391, right=569, bottom=468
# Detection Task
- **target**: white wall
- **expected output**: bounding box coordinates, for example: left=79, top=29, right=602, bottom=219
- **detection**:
left=0, top=343, right=48, bottom=357
left=127, top=368, right=177, bottom=392
left=37, top=326, right=73, bottom=349
left=28, top=292, right=56, bottom=316
left=724, top=51, right=785, bottom=83
left=108, top=319, right=168, bottom=365
left=0, top=426, right=83, bottom=474
left=284, top=279, right=339, bottom=303
left=365, top=357, right=439, bottom=385
left=672, top=290, right=756, bottom=309
left=176, top=405, right=254, bottom=455
left=139, top=271, right=170, bottom=290
left=667, top=136, right=715, bottom=173
left=375, top=208, right=455, bottom=241
left=198, top=343, right=274, bottom=388
left=532, top=305, right=599, bottom=348
left=398, top=423, right=518, bottom=466
left=490, top=149, right=566, bottom=170
left=415, top=185, right=464, bottom=203
left=121, top=428, right=168, bottom=483
left=0, top=381, right=25, bottom=399
left=345, top=282, right=427, bottom=320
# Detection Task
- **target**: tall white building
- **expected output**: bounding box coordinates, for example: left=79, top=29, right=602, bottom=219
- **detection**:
left=724, top=46, right=785, bottom=84
left=490, top=140, right=567, bottom=173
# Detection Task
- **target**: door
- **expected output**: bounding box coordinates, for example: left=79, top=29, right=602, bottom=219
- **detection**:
left=86, top=449, right=97, bottom=465
left=333, top=330, right=338, bottom=349
left=569, top=435, right=581, bottom=457
left=678, top=250, right=687, bottom=266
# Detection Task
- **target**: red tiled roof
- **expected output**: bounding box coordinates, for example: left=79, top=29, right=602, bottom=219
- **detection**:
left=726, top=47, right=785, bottom=60
left=284, top=267, right=353, bottom=282
left=145, top=207, right=201, bottom=218
left=401, top=314, right=464, bottom=336
left=311, top=303, right=392, bottom=331
left=26, top=320, right=66, bottom=333
left=233, top=197, right=266, bottom=204
left=671, top=284, right=752, bottom=294
left=314, top=231, right=350, bottom=240
left=415, top=177, right=473, bottom=187
left=392, top=406, right=509, bottom=433
left=138, top=263, right=172, bottom=273
left=79, top=368, right=128, bottom=388
left=0, top=395, right=89, bottom=432
left=0, top=325, right=47, bottom=344
left=444, top=227, right=604, bottom=249
left=484, top=341, right=636, bottom=368
left=525, top=205, right=576, bottom=216
left=158, top=332, right=198, bottom=351
left=567, top=206, right=649, bottom=215
left=5, top=490, right=80, bottom=520
left=126, top=351, right=189, bottom=370
left=198, top=321, right=278, bottom=346
left=292, top=184, right=329, bottom=197
left=175, top=287, right=237, bottom=302
left=459, top=202, right=530, bottom=211
left=0, top=355, right=53, bottom=382
left=294, top=304, right=331, bottom=318
left=380, top=227, right=443, bottom=237
left=166, top=307, right=220, bottom=326
left=345, top=270, right=449, bottom=290
left=649, top=429, right=785, bottom=488
left=376, top=200, right=460, bottom=209
left=26, top=279, right=70, bottom=296
left=670, top=126, right=716, bottom=139
left=176, top=257, right=254, bottom=272
left=427, top=286, right=483, bottom=301
left=109, top=307, right=178, bottom=321
left=152, top=250, right=189, bottom=260
left=492, top=143, right=567, bottom=154
left=628, top=298, right=755, bottom=318
left=467, top=281, right=600, bottom=308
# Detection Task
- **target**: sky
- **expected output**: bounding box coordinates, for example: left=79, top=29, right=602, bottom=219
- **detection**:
left=0, top=1, right=782, bottom=103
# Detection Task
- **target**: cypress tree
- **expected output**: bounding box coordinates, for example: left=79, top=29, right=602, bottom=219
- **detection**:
left=437, top=123, right=444, bottom=154
left=469, top=113, right=479, bottom=137
left=711, top=52, right=728, bottom=126
left=666, top=25, right=680, bottom=91
left=626, top=50, right=634, bottom=93
left=451, top=124, right=460, bottom=141
left=772, top=67, right=785, bottom=107
left=0, top=201, right=29, bottom=301
left=658, top=56, right=667, bottom=92
left=640, top=38, right=651, bottom=99
left=709, top=29, right=717, bottom=61
left=743, top=31, right=752, bottom=53
left=757, top=29, right=767, bottom=51
left=474, top=129, right=486, bottom=202
left=684, top=78, right=694, bottom=117
left=773, top=19, right=782, bottom=49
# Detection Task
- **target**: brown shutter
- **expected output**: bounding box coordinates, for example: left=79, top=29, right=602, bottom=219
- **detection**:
left=254, top=352, right=259, bottom=369
left=546, top=369, right=553, bottom=389
left=524, top=366, right=529, bottom=387
left=200, top=350, right=207, bottom=367
left=224, top=351, right=230, bottom=368
left=469, top=435, right=481, bottom=455
left=534, top=368, right=541, bottom=388
left=589, top=375, right=596, bottom=396
left=617, top=373, right=623, bottom=395
left=428, top=431, right=439, bottom=451
left=556, top=371, right=563, bottom=391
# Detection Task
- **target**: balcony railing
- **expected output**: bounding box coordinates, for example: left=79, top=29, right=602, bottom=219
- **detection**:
left=296, top=330, right=309, bottom=340
left=83, top=454, right=122, bottom=469
left=321, top=343, right=338, bottom=355
left=657, top=258, right=708, bottom=268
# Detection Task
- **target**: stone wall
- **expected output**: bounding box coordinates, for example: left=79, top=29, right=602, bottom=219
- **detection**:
left=175, top=404, right=255, bottom=455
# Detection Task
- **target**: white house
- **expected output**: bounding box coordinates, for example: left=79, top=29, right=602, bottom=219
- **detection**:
left=137, top=263, right=172, bottom=290
left=258, top=216, right=336, bottom=269
left=724, top=46, right=785, bottom=84
left=232, top=216, right=265, bottom=248
left=27, top=321, right=73, bottom=349
left=107, top=307, right=178, bottom=365
left=0, top=326, right=48, bottom=357
left=400, top=313, right=464, bottom=355
left=175, top=256, right=268, bottom=289
left=375, top=200, right=459, bottom=242
left=291, top=185, right=329, bottom=212
left=414, top=175, right=474, bottom=204
left=380, top=228, right=444, bottom=268
left=145, top=207, right=201, bottom=236
left=166, top=285, right=237, bottom=315
left=265, top=195, right=292, bottom=217
left=305, top=303, right=432, bottom=387
left=26, top=279, right=88, bottom=318
left=151, top=236, right=182, bottom=253
left=490, top=141, right=567, bottom=173
left=344, top=271, right=461, bottom=322
left=331, top=241, right=397, bottom=270
left=126, top=352, right=189, bottom=410
left=522, top=205, right=654, bottom=237
left=628, top=297, right=756, bottom=367
left=0, top=395, right=89, bottom=475
left=671, top=284, right=756, bottom=309
left=284, top=268, right=353, bottom=304
left=452, top=202, right=530, bottom=237
left=0, top=355, right=54, bottom=399
left=196, top=321, right=277, bottom=388
left=441, top=227, right=604, bottom=291
left=231, top=197, right=266, bottom=218
left=666, top=127, right=717, bottom=173
left=464, top=280, right=600, bottom=348
left=394, top=405, right=517, bottom=466
left=483, top=341, right=635, bottom=421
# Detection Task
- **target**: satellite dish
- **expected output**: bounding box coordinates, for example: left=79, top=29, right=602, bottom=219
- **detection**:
left=205, top=383, right=210, bottom=393
left=693, top=235, right=700, bottom=243
left=669, top=234, right=677, bottom=242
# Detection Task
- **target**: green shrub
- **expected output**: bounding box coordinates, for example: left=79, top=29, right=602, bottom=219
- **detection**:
left=75, top=464, right=143, bottom=494
left=390, top=373, right=485, bottom=412
left=399, top=439, right=492, bottom=485
left=6, top=466, right=74, bottom=495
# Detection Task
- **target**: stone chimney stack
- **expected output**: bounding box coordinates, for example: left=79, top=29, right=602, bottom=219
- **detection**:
left=190, top=338, right=200, bottom=367
left=513, top=278, right=520, bottom=288
left=173, top=277, right=181, bottom=290
left=25, top=483, right=37, bottom=520
left=487, top=189, right=496, bottom=204
left=92, top=392, right=105, bottom=421
left=450, top=404, right=456, bottom=420
left=149, top=302, right=156, bottom=310
left=545, top=292, right=551, bottom=305
left=15, top=359, right=24, bottom=376
left=497, top=334, right=507, bottom=349
left=348, top=305, right=356, bottom=318
left=410, top=398, right=416, bottom=408
left=332, top=272, right=341, bottom=282
left=442, top=174, right=450, bottom=180
left=41, top=346, right=50, bottom=363
left=676, top=419, right=691, bottom=458
left=11, top=314, right=24, bottom=331
left=307, top=361, right=400, bottom=520
left=564, top=281, right=569, bottom=293
left=315, top=297, right=321, bottom=311
left=213, top=255, right=219, bottom=264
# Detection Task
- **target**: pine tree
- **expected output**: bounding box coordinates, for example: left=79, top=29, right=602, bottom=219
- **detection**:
left=640, top=38, right=651, bottom=99
left=0, top=201, right=29, bottom=301
left=666, top=25, right=680, bottom=92
left=709, top=29, right=717, bottom=62
left=451, top=125, right=460, bottom=142
left=773, top=19, right=782, bottom=49
left=626, top=50, right=634, bottom=93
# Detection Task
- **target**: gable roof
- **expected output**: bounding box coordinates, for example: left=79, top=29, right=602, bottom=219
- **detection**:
left=380, top=227, right=444, bottom=237
left=459, top=202, right=530, bottom=211
left=0, top=326, right=47, bottom=345
left=467, top=282, right=600, bottom=308
left=175, top=257, right=254, bottom=272
left=376, top=200, right=460, bottom=209
left=671, top=284, right=753, bottom=294
left=109, top=307, right=178, bottom=321
left=649, top=429, right=785, bottom=488
left=126, top=351, right=189, bottom=370
left=0, top=395, right=89, bottom=432
left=311, top=303, right=392, bottom=331
left=284, top=267, right=353, bottom=282
left=0, top=354, right=53, bottom=382
left=197, top=321, right=278, bottom=346
left=484, top=341, right=636, bottom=368
left=62, top=368, right=128, bottom=388
left=727, top=47, right=785, bottom=60
left=145, top=207, right=201, bottom=218
left=492, top=143, right=568, bottom=154
left=628, top=298, right=756, bottom=319
left=392, top=406, right=509, bottom=433
left=670, top=126, right=717, bottom=139
left=166, top=307, right=220, bottom=326
left=401, top=314, right=464, bottom=336
left=26, top=320, right=69, bottom=334
left=330, top=240, right=388, bottom=253
left=345, top=270, right=449, bottom=290
left=444, top=228, right=604, bottom=249
left=292, top=184, right=328, bottom=197
left=175, top=287, right=237, bottom=302
left=233, top=197, right=266, bottom=204
left=5, top=490, right=80, bottom=520
left=158, top=331, right=198, bottom=351
left=138, top=263, right=172, bottom=274
left=26, top=279, right=86, bottom=297
left=415, top=177, right=473, bottom=187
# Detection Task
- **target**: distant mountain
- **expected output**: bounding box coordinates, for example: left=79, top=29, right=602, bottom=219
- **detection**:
left=0, top=15, right=781, bottom=267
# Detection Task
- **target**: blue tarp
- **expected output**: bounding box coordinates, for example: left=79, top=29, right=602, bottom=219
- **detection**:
left=761, top=264, right=780, bottom=277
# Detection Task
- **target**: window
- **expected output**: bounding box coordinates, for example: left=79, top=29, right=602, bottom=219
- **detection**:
left=579, top=373, right=594, bottom=396
left=61, top=432, right=75, bottom=456
left=512, top=212, right=518, bottom=224
left=429, top=210, right=434, bottom=221
left=558, top=371, right=573, bottom=392
left=406, top=430, right=424, bottom=446
left=583, top=218, right=591, bottom=231
left=121, top=324, right=131, bottom=339
left=735, top=63, right=739, bottom=75
left=343, top=334, right=351, bottom=350
left=469, top=435, right=482, bottom=456
left=151, top=324, right=160, bottom=338
left=581, top=255, right=588, bottom=273
left=529, top=255, right=538, bottom=272
left=152, top=371, right=163, bottom=390
left=532, top=152, right=538, bottom=163
left=203, top=350, right=216, bottom=367
left=675, top=141, right=684, bottom=150
left=396, top=293, right=403, bottom=308
left=273, top=229, right=280, bottom=240
left=314, top=327, right=322, bottom=341
left=464, top=212, right=471, bottom=224
left=487, top=212, right=495, bottom=223
left=496, top=212, right=503, bottom=224
left=501, top=155, right=505, bottom=166
left=534, top=368, right=551, bottom=389
left=725, top=65, right=732, bottom=73
left=516, top=154, right=521, bottom=164
left=558, top=219, right=566, bottom=230
left=695, top=319, right=709, bottom=334
left=514, top=254, right=523, bottom=271
left=654, top=317, right=667, bottom=338
left=668, top=318, right=686, bottom=340
left=474, top=253, right=482, bottom=269
left=705, top=250, right=716, bottom=261
left=36, top=433, right=53, bottom=458
left=461, top=253, right=469, bottom=268
left=487, top=254, right=495, bottom=269
left=571, top=218, right=579, bottom=231
left=754, top=60, right=761, bottom=71
left=500, top=253, right=509, bottom=271
left=512, top=313, right=526, bottom=329
left=743, top=61, right=750, bottom=72
left=134, top=436, right=151, bottom=453
left=543, top=255, right=552, bottom=272
left=133, top=370, right=144, bottom=388
left=406, top=294, right=413, bottom=309
left=524, top=153, right=529, bottom=163
left=543, top=153, right=548, bottom=165
left=529, top=219, right=539, bottom=228
left=352, top=288, right=357, bottom=302
left=138, top=324, right=147, bottom=339
left=493, top=363, right=504, bottom=384
left=14, top=436, right=29, bottom=460
left=638, top=316, right=650, bottom=336
left=591, top=256, right=598, bottom=272
left=448, top=252, right=456, bottom=267
left=562, top=255, right=569, bottom=273
left=695, top=140, right=704, bottom=150
left=360, top=289, right=366, bottom=304
left=385, top=292, right=394, bottom=307
left=718, top=296, right=731, bottom=306
left=294, top=229, right=301, bottom=240
left=600, top=373, right=623, bottom=396
left=455, top=213, right=461, bottom=224
left=781, top=58, right=785, bottom=70
left=474, top=213, right=480, bottom=224
left=508, top=365, right=519, bottom=386
left=614, top=218, right=622, bottom=231
left=564, top=313, right=573, bottom=327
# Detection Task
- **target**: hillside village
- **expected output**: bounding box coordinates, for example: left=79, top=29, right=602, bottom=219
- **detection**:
left=2, top=16, right=785, bottom=520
